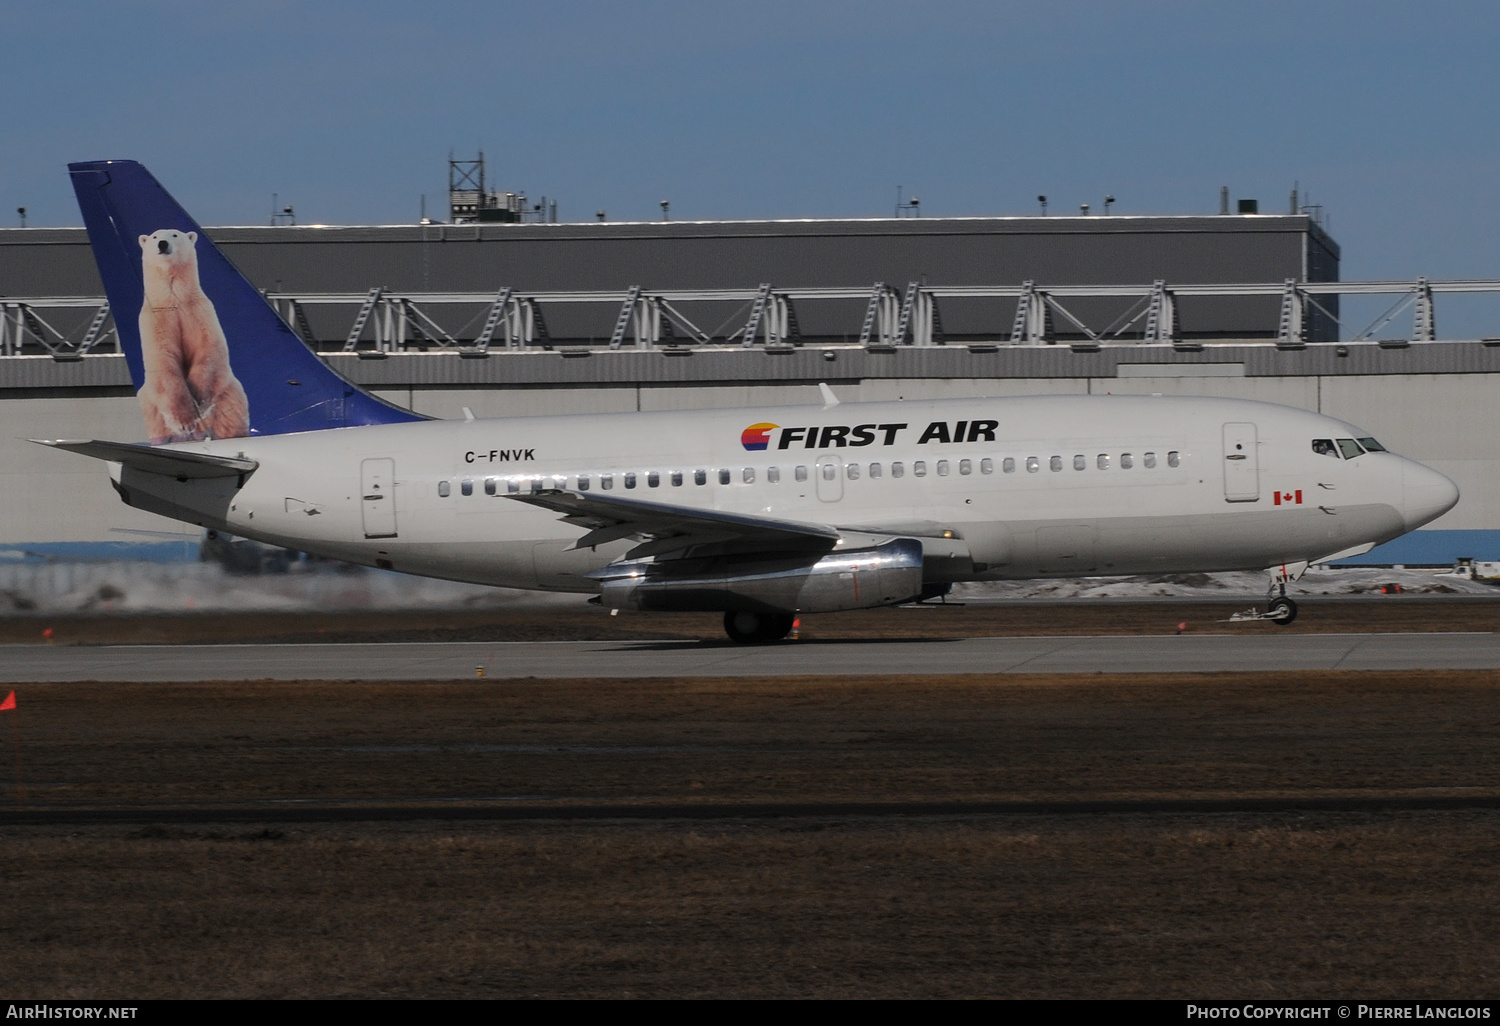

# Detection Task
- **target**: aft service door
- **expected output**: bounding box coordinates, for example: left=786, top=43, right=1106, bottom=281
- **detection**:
left=816, top=455, right=844, bottom=502
left=361, top=458, right=398, bottom=538
left=1222, top=423, right=1260, bottom=502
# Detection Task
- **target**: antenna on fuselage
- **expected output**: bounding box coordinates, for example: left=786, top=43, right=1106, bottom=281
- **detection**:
left=818, top=382, right=840, bottom=410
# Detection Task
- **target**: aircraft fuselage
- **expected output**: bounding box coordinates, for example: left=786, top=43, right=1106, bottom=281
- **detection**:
left=110, top=393, right=1456, bottom=594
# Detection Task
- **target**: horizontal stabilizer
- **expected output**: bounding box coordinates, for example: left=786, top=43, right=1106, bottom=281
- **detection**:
left=33, top=439, right=258, bottom=479
left=509, top=488, right=838, bottom=560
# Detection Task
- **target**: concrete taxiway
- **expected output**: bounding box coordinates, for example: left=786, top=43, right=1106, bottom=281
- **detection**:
left=1, top=631, right=1496, bottom=682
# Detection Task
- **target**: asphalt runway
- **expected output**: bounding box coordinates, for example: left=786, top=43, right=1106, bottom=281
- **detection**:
left=2, top=631, right=1498, bottom=681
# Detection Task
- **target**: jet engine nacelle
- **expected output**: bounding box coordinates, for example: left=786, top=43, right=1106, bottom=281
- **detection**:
left=599, top=537, right=925, bottom=614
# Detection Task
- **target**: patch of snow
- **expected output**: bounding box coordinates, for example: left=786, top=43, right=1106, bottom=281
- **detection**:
left=0, top=562, right=1493, bottom=616
left=954, top=566, right=1499, bottom=602
left=0, top=562, right=575, bottom=614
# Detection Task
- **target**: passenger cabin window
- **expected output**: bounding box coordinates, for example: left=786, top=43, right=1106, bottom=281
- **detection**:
left=1050, top=456, right=1063, bottom=472
left=892, top=462, right=905, bottom=478
left=438, top=480, right=451, bottom=497
left=461, top=478, right=473, bottom=496
left=960, top=459, right=972, bottom=475
left=1144, top=452, right=1157, bottom=468
left=601, top=473, right=614, bottom=490
left=869, top=462, right=882, bottom=478
left=1359, top=437, right=1387, bottom=452
left=484, top=477, right=497, bottom=496
left=1026, top=457, right=1039, bottom=473
left=1336, top=438, right=1365, bottom=459
left=913, top=461, right=927, bottom=477
left=671, top=471, right=683, bottom=487
left=821, top=463, right=837, bottom=481
left=1121, top=453, right=1133, bottom=469
left=768, top=466, right=781, bottom=483
left=1167, top=451, right=1181, bottom=468
left=649, top=471, right=661, bottom=487
left=1073, top=455, right=1086, bottom=471
left=719, top=468, right=731, bottom=485
left=936, top=460, right=949, bottom=476
left=1312, top=439, right=1339, bottom=458
left=694, top=469, right=707, bottom=486
left=1097, top=454, right=1110, bottom=470
left=625, top=472, right=637, bottom=489
left=795, top=465, right=808, bottom=482
left=508, top=478, right=521, bottom=494
left=577, top=474, right=590, bottom=491
left=847, top=463, right=860, bottom=480
left=981, top=458, right=994, bottom=475
left=743, top=467, right=755, bottom=484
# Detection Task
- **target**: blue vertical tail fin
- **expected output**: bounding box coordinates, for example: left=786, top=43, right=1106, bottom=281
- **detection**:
left=69, top=160, right=423, bottom=443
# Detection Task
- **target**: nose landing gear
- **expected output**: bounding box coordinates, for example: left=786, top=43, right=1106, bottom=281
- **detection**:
left=1265, top=560, right=1307, bottom=626
left=1259, top=559, right=1302, bottom=625
left=1225, top=562, right=1307, bottom=624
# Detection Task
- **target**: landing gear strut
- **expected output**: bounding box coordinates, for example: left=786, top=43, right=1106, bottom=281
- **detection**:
left=723, top=610, right=795, bottom=644
left=1267, top=575, right=1298, bottom=625
left=1229, top=565, right=1307, bottom=624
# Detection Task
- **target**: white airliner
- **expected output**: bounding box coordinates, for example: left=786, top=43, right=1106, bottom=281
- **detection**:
left=41, top=161, right=1460, bottom=642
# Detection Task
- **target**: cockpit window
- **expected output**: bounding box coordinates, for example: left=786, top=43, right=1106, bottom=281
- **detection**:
left=1337, top=438, right=1365, bottom=459
left=1312, top=439, right=1339, bottom=458
left=1358, top=437, right=1387, bottom=452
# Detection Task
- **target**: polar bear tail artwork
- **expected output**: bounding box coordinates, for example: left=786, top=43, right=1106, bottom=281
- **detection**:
left=69, top=160, right=423, bottom=443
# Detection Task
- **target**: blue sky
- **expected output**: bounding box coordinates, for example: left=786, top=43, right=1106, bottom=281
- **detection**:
left=6, top=1, right=1500, bottom=296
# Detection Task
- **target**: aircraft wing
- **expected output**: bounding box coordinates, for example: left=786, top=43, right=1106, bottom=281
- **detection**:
left=33, top=439, right=258, bottom=479
left=508, top=488, right=840, bottom=560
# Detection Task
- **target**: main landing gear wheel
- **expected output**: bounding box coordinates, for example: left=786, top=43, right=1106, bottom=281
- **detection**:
left=724, top=611, right=795, bottom=644
left=1268, top=596, right=1298, bottom=625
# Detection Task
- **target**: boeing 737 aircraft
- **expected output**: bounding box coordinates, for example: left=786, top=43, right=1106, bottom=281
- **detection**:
left=41, top=161, right=1460, bottom=642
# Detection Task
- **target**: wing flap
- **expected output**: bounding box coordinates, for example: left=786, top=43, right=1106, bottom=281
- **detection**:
left=508, top=488, right=839, bottom=560
left=33, top=439, right=258, bottom=479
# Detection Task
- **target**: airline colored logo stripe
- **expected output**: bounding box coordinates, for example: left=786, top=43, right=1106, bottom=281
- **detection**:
left=741, top=423, right=778, bottom=451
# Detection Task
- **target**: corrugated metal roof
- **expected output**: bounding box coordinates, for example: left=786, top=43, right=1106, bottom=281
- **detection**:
left=0, top=355, right=132, bottom=389
left=8, top=340, right=1495, bottom=393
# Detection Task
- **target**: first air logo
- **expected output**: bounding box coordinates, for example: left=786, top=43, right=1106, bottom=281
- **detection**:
left=741, top=423, right=778, bottom=451
left=739, top=419, right=997, bottom=450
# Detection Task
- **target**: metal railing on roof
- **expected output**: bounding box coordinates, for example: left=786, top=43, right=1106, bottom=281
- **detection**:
left=4, top=278, right=1499, bottom=358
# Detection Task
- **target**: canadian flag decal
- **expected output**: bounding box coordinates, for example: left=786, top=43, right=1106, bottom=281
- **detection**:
left=1273, top=490, right=1303, bottom=506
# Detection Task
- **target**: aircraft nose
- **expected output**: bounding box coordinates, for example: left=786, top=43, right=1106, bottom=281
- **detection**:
left=1402, top=459, right=1459, bottom=530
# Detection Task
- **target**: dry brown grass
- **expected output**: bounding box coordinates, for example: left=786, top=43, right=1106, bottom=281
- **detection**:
left=4, top=814, right=1499, bottom=998
left=7, top=671, right=1500, bottom=806
left=3, top=670, right=1500, bottom=997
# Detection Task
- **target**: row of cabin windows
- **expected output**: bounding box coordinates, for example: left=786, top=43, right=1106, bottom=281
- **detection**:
left=435, top=450, right=1180, bottom=497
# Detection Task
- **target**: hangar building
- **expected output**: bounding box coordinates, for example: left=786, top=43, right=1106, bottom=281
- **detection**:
left=2, top=210, right=1497, bottom=570
left=0, top=213, right=1340, bottom=344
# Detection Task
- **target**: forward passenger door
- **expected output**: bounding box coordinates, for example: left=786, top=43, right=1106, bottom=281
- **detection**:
left=1222, top=423, right=1260, bottom=502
